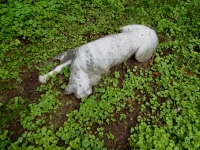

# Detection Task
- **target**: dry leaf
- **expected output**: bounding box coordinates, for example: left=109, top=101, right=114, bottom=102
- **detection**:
left=20, top=65, right=28, bottom=71
left=153, top=72, right=161, bottom=77
left=127, top=98, right=134, bottom=105
left=149, top=54, right=154, bottom=64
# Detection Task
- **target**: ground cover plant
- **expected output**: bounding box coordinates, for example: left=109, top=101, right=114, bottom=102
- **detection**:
left=0, top=0, right=200, bottom=149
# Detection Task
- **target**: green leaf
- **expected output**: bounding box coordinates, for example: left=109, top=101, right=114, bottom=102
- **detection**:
left=0, top=130, right=8, bottom=140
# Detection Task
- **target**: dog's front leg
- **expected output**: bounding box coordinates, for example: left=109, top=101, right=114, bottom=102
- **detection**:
left=39, top=48, right=78, bottom=83
left=39, top=60, right=72, bottom=83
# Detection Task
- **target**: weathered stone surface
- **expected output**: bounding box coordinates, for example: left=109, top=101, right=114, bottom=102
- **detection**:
left=65, top=25, right=158, bottom=98
left=39, top=24, right=158, bottom=99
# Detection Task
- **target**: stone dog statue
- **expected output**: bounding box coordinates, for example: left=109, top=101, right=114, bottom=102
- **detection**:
left=39, top=24, right=158, bottom=99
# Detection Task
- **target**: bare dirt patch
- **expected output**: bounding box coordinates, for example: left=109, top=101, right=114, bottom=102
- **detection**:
left=103, top=103, right=141, bottom=150
left=96, top=57, right=151, bottom=149
left=1, top=70, right=41, bottom=142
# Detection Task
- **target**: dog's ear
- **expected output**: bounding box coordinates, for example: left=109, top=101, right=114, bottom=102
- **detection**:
left=135, top=37, right=158, bottom=62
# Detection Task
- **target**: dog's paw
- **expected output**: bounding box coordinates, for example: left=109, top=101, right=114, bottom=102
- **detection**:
left=39, top=74, right=48, bottom=83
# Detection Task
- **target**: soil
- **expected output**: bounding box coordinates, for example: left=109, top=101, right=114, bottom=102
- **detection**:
left=100, top=57, right=151, bottom=149
left=1, top=54, right=153, bottom=149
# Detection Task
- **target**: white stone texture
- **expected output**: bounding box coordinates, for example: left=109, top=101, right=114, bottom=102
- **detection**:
left=39, top=60, right=72, bottom=83
left=39, top=24, right=158, bottom=99
left=65, top=25, right=158, bottom=98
